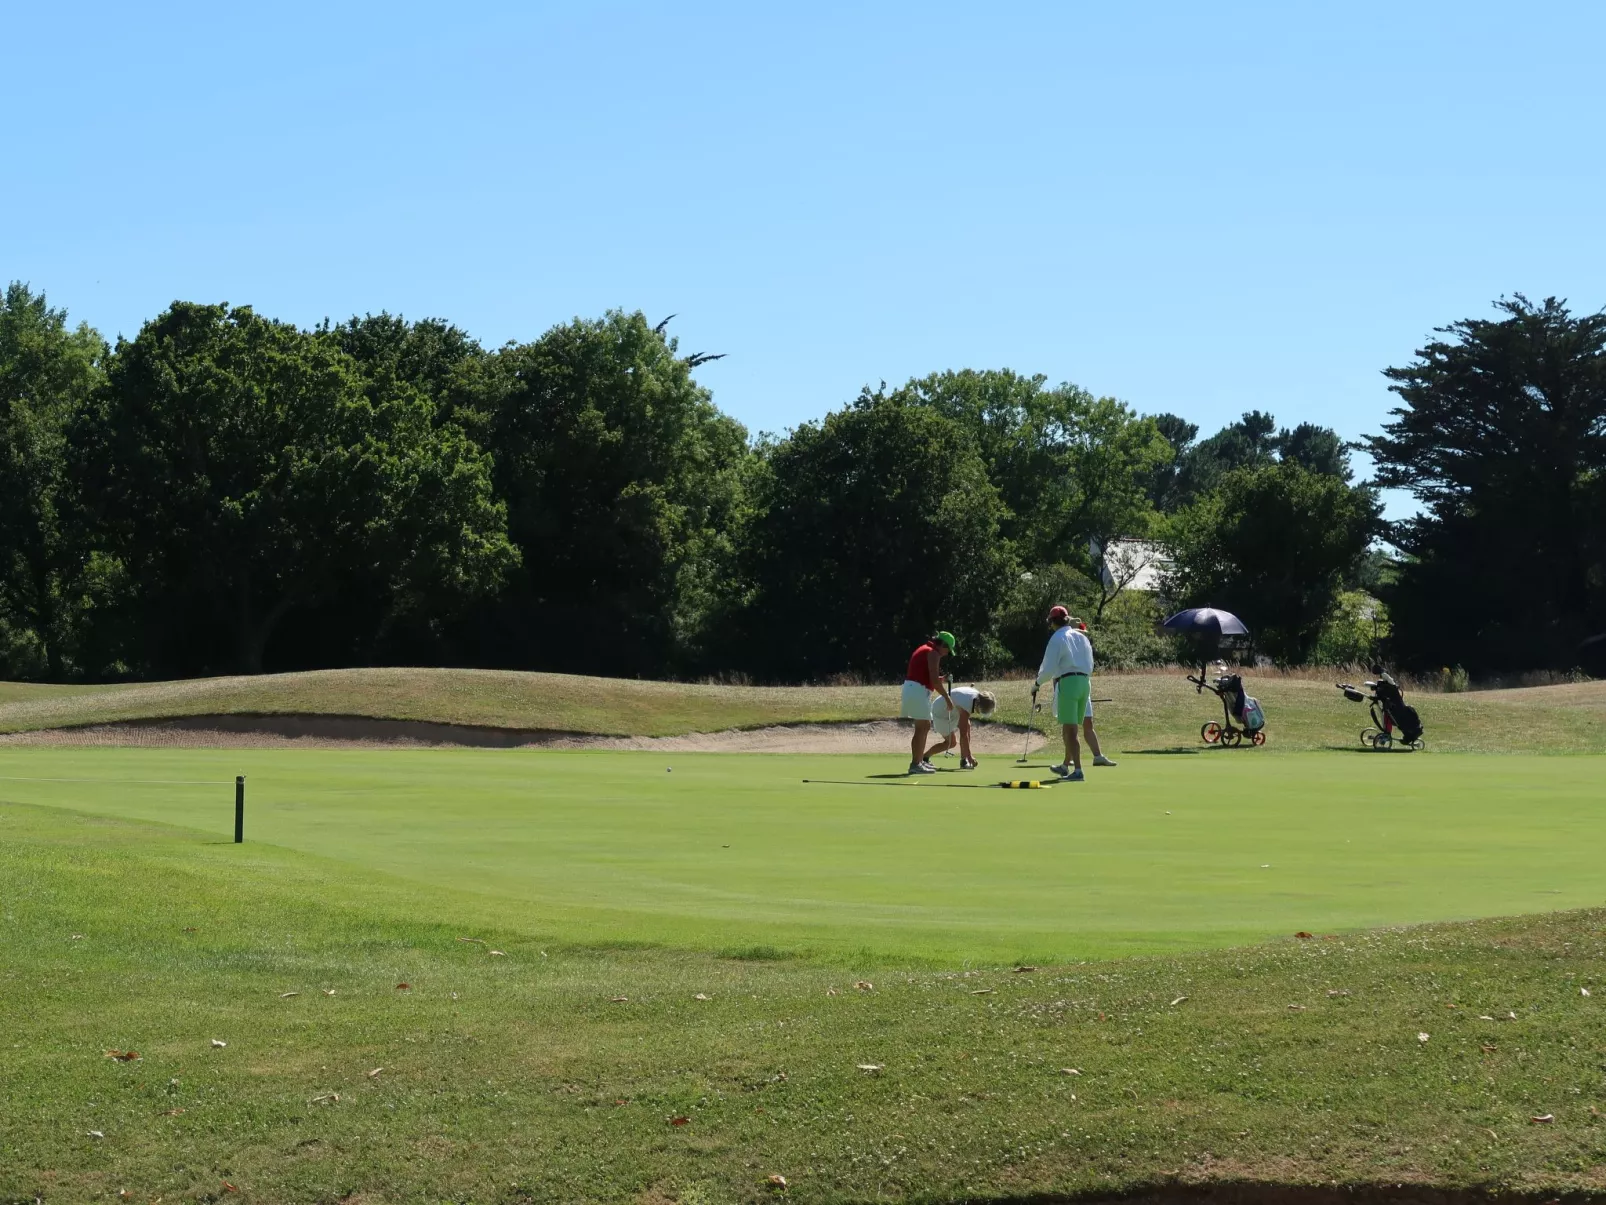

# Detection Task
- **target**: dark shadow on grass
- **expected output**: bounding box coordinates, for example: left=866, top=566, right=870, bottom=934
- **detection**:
left=718, top=944, right=799, bottom=962
left=1321, top=745, right=1422, bottom=755
left=1122, top=748, right=1202, bottom=755
left=801, top=778, right=1063, bottom=790
left=960, top=1183, right=1604, bottom=1205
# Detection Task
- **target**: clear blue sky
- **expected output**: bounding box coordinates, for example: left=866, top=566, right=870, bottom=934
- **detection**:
left=8, top=2, right=1604, bottom=519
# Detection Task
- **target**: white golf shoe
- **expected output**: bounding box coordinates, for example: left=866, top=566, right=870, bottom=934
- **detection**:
left=1092, top=755, right=1118, bottom=767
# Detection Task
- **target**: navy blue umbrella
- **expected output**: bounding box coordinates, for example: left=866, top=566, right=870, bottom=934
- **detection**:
left=1162, top=607, right=1250, bottom=636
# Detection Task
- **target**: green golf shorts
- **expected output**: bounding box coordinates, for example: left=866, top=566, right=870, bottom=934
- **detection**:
left=1054, top=675, right=1091, bottom=725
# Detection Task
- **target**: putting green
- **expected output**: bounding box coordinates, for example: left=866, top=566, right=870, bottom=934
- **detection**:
left=2, top=747, right=1600, bottom=962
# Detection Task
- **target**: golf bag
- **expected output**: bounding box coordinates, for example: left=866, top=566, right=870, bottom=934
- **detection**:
left=1337, top=678, right=1424, bottom=749
left=1187, top=667, right=1268, bottom=746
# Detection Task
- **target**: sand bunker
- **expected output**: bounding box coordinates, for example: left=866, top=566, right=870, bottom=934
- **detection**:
left=0, top=713, right=1048, bottom=755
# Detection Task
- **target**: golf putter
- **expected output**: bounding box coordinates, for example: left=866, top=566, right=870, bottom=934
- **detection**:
left=1018, top=689, right=1039, bottom=763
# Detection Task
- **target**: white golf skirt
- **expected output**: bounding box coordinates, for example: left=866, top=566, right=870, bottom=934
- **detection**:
left=899, top=679, right=934, bottom=722
left=931, top=703, right=965, bottom=737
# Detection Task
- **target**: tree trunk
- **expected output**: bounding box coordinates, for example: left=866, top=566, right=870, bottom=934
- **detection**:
left=238, top=576, right=293, bottom=675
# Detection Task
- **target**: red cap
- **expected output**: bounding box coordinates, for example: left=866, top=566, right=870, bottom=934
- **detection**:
left=1048, top=605, right=1070, bottom=623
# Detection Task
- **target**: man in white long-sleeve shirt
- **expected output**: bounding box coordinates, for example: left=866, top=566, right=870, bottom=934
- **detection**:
left=1034, top=605, right=1094, bottom=781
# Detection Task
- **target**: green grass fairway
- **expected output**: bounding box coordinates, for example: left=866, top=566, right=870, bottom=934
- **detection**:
left=5, top=747, right=1603, bottom=962
left=6, top=796, right=1606, bottom=1202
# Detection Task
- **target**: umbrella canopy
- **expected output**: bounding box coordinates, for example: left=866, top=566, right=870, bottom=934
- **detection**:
left=1162, top=607, right=1250, bottom=636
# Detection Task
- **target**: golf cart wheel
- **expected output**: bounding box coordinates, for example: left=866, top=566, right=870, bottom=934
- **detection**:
left=1370, top=731, right=1393, bottom=750
left=1201, top=722, right=1222, bottom=744
left=1223, top=728, right=1244, bottom=747
left=1251, top=730, right=1267, bottom=746
left=1411, top=739, right=1425, bottom=751
left=1360, top=728, right=1379, bottom=747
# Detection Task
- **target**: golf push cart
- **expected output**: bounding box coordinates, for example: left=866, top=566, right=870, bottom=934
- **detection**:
left=1336, top=673, right=1424, bottom=750
left=1188, top=664, right=1267, bottom=746
left=1161, top=608, right=1266, bottom=747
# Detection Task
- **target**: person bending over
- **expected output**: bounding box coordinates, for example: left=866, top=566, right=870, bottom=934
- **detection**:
left=924, top=687, right=996, bottom=770
left=901, top=631, right=956, bottom=775
left=1033, top=606, right=1093, bottom=781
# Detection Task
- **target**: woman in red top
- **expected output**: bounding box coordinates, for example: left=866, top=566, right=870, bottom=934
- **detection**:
left=901, top=631, right=956, bottom=774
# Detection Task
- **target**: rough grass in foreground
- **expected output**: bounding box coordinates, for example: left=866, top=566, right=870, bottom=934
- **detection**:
left=4, top=802, right=1606, bottom=1203
left=2, top=667, right=1605, bottom=753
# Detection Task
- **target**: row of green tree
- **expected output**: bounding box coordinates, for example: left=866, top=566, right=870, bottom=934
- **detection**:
left=2, top=284, right=1598, bottom=681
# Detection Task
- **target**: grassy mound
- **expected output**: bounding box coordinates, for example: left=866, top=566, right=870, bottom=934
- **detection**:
left=5, top=800, right=1604, bottom=1202
left=1, top=667, right=1604, bottom=752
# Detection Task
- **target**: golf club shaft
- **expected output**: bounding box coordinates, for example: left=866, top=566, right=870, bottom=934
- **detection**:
left=1019, top=689, right=1038, bottom=761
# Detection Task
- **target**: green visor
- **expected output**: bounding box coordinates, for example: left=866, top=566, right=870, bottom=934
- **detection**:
left=935, top=631, right=956, bottom=652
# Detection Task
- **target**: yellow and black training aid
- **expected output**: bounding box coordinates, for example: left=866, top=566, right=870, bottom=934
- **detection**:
left=999, top=780, right=1048, bottom=789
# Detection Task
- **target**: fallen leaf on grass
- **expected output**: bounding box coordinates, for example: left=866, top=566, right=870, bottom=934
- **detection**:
left=311, top=1093, right=340, bottom=1104
left=771, top=1071, right=788, bottom=1082
left=395, top=983, right=410, bottom=990
left=1418, top=1032, right=1430, bottom=1043
left=1013, top=965, right=1037, bottom=973
left=1507, top=1011, right=1518, bottom=1020
left=693, top=993, right=712, bottom=1001
left=489, top=950, right=506, bottom=957
left=164, top=1108, right=185, bottom=1116
left=971, top=989, right=995, bottom=995
left=766, top=1173, right=788, bottom=1189
left=1478, top=1014, right=1495, bottom=1021
left=825, top=988, right=837, bottom=996
left=1327, top=990, right=1350, bottom=997
left=279, top=991, right=299, bottom=999
left=1582, top=987, right=1592, bottom=997
left=1060, top=1068, right=1081, bottom=1076
left=857, top=1063, right=884, bottom=1074
left=1294, top=931, right=1314, bottom=939
left=1531, top=1113, right=1554, bottom=1124
left=669, top=1116, right=690, bottom=1126
left=1485, top=1128, right=1499, bottom=1141
left=210, top=1039, right=227, bottom=1048
left=182, top=926, right=197, bottom=932
left=104, top=1050, right=140, bottom=1062
left=1287, top=1004, right=1306, bottom=1011
left=71, top=934, right=84, bottom=940
left=222, top=1183, right=239, bottom=1193
left=854, top=980, right=873, bottom=991
left=88, top=1130, right=105, bottom=1138
left=1482, top=1044, right=1498, bottom=1053
left=366, top=1068, right=383, bottom=1079
left=323, top=989, right=336, bottom=996
left=1169, top=996, right=1188, bottom=1006
left=610, top=995, right=628, bottom=1003
left=456, top=936, right=486, bottom=945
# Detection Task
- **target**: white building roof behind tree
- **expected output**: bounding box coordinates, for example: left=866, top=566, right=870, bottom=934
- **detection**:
left=1090, top=538, right=1170, bottom=593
